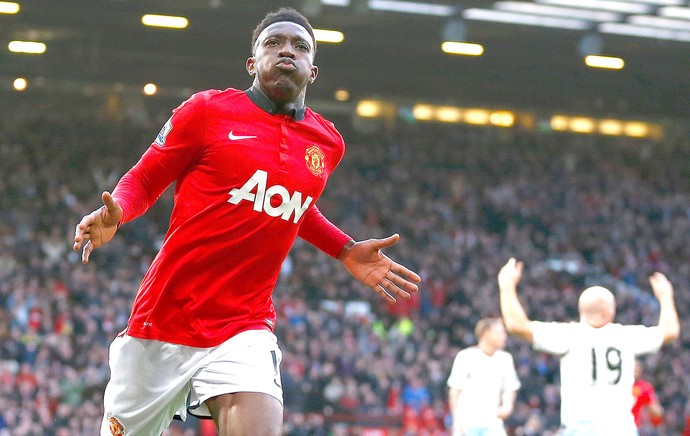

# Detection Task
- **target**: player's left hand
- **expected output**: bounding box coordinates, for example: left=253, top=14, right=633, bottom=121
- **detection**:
left=498, top=257, right=524, bottom=290
left=339, top=234, right=421, bottom=303
left=649, top=272, right=674, bottom=301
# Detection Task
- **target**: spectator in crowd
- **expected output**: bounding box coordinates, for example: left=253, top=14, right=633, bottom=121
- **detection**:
left=447, top=318, right=520, bottom=436
left=1, top=98, right=690, bottom=434
left=498, top=258, right=680, bottom=435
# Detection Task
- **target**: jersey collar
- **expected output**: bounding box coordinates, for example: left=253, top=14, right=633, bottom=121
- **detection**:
left=245, top=85, right=306, bottom=121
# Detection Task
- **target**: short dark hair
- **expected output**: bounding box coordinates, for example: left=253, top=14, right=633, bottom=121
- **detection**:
left=251, top=7, right=317, bottom=55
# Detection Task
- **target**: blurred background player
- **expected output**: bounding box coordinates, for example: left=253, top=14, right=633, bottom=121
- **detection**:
left=632, top=359, right=664, bottom=435
left=447, top=317, right=521, bottom=436
left=498, top=258, right=679, bottom=436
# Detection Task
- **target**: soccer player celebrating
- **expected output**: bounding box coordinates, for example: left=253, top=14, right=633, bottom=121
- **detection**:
left=497, top=258, right=679, bottom=436
left=73, top=8, right=420, bottom=436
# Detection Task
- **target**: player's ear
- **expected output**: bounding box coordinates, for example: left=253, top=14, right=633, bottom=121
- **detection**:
left=309, top=65, right=318, bottom=84
left=246, top=57, right=256, bottom=76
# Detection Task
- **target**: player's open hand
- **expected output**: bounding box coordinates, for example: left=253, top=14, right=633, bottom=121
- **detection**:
left=339, top=234, right=421, bottom=303
left=649, top=272, right=674, bottom=301
left=73, top=191, right=123, bottom=264
left=498, top=257, right=524, bottom=290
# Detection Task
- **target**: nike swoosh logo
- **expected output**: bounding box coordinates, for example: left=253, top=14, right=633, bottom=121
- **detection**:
left=228, top=131, right=257, bottom=140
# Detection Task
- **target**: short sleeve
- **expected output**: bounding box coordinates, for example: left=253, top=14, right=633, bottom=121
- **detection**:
left=623, top=325, right=664, bottom=356
left=502, top=353, right=521, bottom=392
left=447, top=350, right=470, bottom=390
left=532, top=321, right=574, bottom=355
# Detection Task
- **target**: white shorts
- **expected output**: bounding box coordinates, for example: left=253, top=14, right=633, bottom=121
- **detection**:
left=455, top=422, right=507, bottom=436
left=560, top=420, right=638, bottom=436
left=100, top=330, right=283, bottom=436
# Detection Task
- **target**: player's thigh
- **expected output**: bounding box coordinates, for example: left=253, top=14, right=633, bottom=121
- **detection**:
left=102, top=335, right=201, bottom=435
left=188, top=329, right=283, bottom=419
left=206, top=391, right=283, bottom=436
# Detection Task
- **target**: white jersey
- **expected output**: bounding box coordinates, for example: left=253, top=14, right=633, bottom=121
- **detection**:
left=447, top=347, right=520, bottom=433
left=532, top=321, right=663, bottom=435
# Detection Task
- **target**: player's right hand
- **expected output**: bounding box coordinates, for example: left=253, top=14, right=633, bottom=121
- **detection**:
left=73, top=191, right=123, bottom=264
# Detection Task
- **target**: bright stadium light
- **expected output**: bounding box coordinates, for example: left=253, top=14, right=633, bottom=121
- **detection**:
left=8, top=41, right=46, bottom=54
left=441, top=41, right=484, bottom=56
left=435, top=106, right=463, bottom=123
left=490, top=111, right=515, bottom=127
left=550, top=115, right=569, bottom=131
left=569, top=117, right=596, bottom=132
left=463, top=109, right=491, bottom=125
left=143, top=83, right=158, bottom=95
left=0, top=1, right=20, bottom=14
left=313, top=29, right=344, bottom=43
left=357, top=100, right=383, bottom=117
left=13, top=77, right=27, bottom=91
left=334, top=89, right=350, bottom=101
left=142, top=14, right=189, bottom=29
left=412, top=104, right=435, bottom=121
left=624, top=122, right=649, bottom=137
left=599, top=119, right=624, bottom=135
left=584, top=55, right=625, bottom=69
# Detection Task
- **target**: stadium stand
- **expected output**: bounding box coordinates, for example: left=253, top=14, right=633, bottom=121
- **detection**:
left=0, top=96, right=688, bottom=435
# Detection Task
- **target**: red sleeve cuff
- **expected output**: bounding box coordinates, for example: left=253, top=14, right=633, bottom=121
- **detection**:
left=298, top=206, right=352, bottom=258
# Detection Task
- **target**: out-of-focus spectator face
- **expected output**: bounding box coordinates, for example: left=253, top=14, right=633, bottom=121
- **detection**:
left=483, top=321, right=508, bottom=350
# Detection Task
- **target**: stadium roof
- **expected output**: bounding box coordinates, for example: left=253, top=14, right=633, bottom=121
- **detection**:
left=2, top=0, right=689, bottom=119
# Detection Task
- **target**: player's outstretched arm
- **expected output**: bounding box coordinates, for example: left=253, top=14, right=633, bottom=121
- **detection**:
left=338, top=234, right=421, bottom=303
left=649, top=272, right=680, bottom=345
left=73, top=191, right=123, bottom=264
left=498, top=258, right=534, bottom=342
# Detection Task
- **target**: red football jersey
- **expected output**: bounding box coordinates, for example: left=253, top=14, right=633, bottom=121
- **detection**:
left=632, top=378, right=659, bottom=426
left=112, top=88, right=351, bottom=347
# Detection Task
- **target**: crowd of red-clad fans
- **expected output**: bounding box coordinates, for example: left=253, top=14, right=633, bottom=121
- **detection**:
left=1, top=96, right=689, bottom=435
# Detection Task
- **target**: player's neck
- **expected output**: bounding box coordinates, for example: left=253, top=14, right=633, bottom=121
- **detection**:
left=477, top=342, right=496, bottom=356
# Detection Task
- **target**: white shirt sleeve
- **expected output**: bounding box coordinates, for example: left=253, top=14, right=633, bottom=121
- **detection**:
left=447, top=349, right=470, bottom=390
left=532, top=321, right=575, bottom=355
left=620, top=324, right=664, bottom=355
left=502, top=352, right=521, bottom=393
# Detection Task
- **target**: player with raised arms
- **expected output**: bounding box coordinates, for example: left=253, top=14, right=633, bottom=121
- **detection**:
left=497, top=258, right=679, bottom=436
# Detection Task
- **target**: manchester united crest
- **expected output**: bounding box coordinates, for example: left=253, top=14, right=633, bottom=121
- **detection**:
left=304, top=145, right=325, bottom=177
left=109, top=415, right=125, bottom=436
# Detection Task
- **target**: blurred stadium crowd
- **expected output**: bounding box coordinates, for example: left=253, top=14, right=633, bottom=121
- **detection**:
left=0, top=96, right=689, bottom=435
